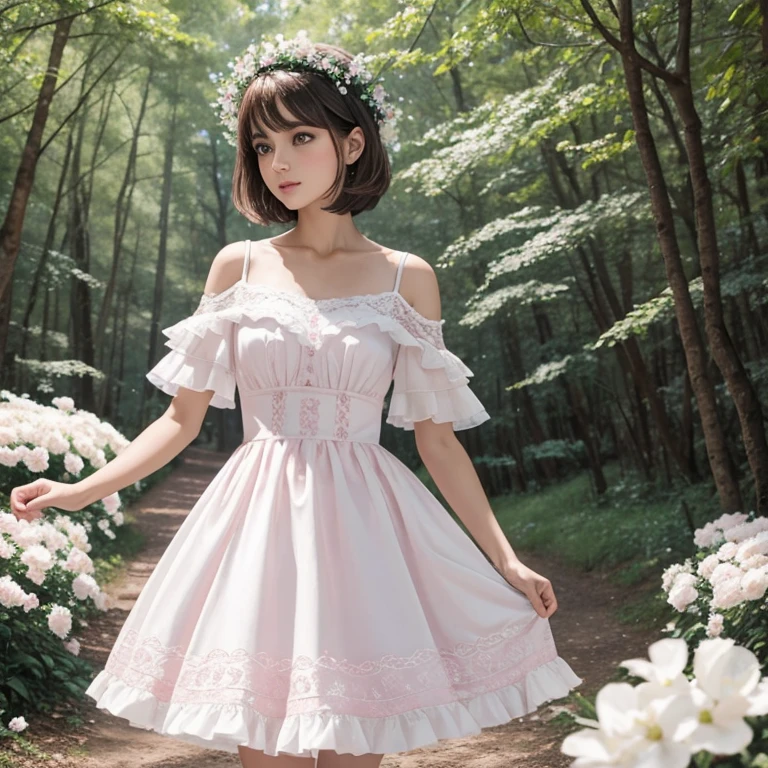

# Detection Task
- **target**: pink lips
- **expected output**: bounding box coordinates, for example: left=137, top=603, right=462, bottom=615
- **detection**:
left=279, top=182, right=300, bottom=191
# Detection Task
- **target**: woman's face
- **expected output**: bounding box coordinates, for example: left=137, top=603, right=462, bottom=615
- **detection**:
left=250, top=98, right=359, bottom=211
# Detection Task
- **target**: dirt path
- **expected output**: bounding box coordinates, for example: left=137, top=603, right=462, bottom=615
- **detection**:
left=5, top=446, right=663, bottom=768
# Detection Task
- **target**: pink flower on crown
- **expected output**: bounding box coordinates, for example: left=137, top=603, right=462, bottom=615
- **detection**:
left=294, top=31, right=313, bottom=57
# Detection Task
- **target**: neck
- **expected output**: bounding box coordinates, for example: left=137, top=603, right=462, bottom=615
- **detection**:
left=280, top=206, right=369, bottom=261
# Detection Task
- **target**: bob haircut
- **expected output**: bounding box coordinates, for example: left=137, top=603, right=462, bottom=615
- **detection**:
left=231, top=42, right=392, bottom=226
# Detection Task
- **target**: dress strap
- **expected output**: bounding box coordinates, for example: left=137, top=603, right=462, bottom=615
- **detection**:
left=242, top=239, right=252, bottom=282
left=393, top=251, right=409, bottom=294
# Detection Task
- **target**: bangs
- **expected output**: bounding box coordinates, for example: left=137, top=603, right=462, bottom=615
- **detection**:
left=238, top=72, right=334, bottom=144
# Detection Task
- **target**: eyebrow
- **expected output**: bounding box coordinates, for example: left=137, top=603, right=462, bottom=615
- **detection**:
left=251, top=123, right=309, bottom=141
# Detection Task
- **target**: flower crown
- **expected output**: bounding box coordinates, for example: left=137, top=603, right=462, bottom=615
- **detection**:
left=212, top=31, right=401, bottom=150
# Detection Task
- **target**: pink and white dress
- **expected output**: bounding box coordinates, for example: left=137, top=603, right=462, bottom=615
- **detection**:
left=85, top=242, right=582, bottom=758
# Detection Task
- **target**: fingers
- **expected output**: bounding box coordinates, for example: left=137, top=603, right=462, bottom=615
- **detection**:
left=10, top=480, right=47, bottom=519
left=529, top=593, right=548, bottom=618
left=540, top=583, right=558, bottom=617
left=528, top=581, right=558, bottom=618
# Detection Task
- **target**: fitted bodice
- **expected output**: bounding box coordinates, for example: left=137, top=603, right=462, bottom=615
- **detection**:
left=234, top=297, right=400, bottom=444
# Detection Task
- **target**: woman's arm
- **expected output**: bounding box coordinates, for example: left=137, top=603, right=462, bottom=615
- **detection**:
left=11, top=385, right=214, bottom=521
left=402, top=255, right=558, bottom=619
left=10, top=244, right=245, bottom=521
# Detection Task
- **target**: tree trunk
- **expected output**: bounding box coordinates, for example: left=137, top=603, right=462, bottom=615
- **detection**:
left=20, top=132, right=73, bottom=366
left=590, top=239, right=693, bottom=479
left=667, top=78, right=768, bottom=514
left=508, top=308, right=559, bottom=483
left=0, top=16, right=73, bottom=367
left=69, top=107, right=96, bottom=412
left=95, top=70, right=152, bottom=359
left=142, top=96, right=178, bottom=420
left=614, top=0, right=743, bottom=512
left=115, top=229, right=141, bottom=421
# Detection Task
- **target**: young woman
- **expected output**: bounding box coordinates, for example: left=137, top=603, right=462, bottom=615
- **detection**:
left=10, top=32, right=581, bottom=768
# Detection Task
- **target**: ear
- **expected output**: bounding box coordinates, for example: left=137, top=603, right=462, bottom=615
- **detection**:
left=344, top=126, right=365, bottom=165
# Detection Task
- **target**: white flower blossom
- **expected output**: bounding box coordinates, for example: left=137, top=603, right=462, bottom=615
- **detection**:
left=47, top=605, right=72, bottom=638
left=8, top=716, right=28, bottom=732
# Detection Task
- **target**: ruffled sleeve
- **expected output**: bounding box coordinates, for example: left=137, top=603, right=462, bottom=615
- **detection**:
left=145, top=292, right=237, bottom=410
left=385, top=313, right=490, bottom=432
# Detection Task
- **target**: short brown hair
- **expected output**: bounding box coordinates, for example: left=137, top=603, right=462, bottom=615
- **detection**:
left=231, top=43, right=392, bottom=226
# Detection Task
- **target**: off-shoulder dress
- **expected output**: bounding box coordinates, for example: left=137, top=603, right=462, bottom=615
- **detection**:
left=85, top=241, right=582, bottom=759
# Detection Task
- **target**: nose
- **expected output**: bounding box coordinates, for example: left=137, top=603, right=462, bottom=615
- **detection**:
left=271, top=149, right=289, bottom=173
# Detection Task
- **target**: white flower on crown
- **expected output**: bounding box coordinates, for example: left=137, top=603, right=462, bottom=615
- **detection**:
left=294, top=29, right=313, bottom=57
left=379, top=121, right=398, bottom=145
left=213, top=33, right=399, bottom=149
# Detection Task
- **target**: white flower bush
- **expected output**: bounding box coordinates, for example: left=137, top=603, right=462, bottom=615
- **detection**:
left=660, top=511, right=768, bottom=649
left=0, top=391, right=132, bottom=738
left=561, top=637, right=768, bottom=767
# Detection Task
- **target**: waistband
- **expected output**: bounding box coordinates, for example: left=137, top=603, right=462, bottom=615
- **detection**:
left=240, top=387, right=383, bottom=444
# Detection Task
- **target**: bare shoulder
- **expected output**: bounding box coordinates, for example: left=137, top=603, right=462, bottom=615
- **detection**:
left=399, top=252, right=441, bottom=323
left=203, top=241, right=248, bottom=295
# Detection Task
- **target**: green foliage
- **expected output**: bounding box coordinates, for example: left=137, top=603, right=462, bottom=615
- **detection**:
left=492, top=464, right=717, bottom=576
left=478, top=191, right=649, bottom=287
left=522, top=438, right=584, bottom=463
left=511, top=352, right=597, bottom=390
left=0, top=619, right=94, bottom=718
left=590, top=263, right=768, bottom=350
left=460, top=279, right=572, bottom=328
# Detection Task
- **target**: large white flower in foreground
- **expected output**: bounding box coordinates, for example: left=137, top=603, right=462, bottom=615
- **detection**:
left=672, top=638, right=768, bottom=754
left=619, top=638, right=692, bottom=698
left=561, top=681, right=695, bottom=767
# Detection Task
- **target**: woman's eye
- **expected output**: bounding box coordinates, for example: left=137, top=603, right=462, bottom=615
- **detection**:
left=254, top=132, right=312, bottom=156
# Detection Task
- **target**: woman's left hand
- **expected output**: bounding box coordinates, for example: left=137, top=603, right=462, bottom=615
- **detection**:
left=500, top=560, right=558, bottom=618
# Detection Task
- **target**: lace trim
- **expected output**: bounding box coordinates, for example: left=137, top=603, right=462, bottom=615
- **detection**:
left=103, top=617, right=556, bottom=719
left=193, top=281, right=446, bottom=349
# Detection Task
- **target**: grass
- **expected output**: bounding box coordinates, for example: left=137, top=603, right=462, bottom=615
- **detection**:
left=488, top=463, right=716, bottom=575
left=417, top=459, right=723, bottom=630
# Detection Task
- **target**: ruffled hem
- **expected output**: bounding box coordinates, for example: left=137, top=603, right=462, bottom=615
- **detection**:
left=146, top=348, right=237, bottom=410
left=85, top=655, right=582, bottom=758
left=386, top=387, right=491, bottom=431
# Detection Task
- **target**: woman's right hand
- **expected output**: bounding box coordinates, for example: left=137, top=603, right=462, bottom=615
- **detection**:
left=10, top=479, right=89, bottom=522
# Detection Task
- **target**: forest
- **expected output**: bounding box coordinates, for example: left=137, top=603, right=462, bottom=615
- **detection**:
left=3, top=0, right=767, bottom=518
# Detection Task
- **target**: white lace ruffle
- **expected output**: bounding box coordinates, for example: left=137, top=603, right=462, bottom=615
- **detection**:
left=85, top=654, right=581, bottom=759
